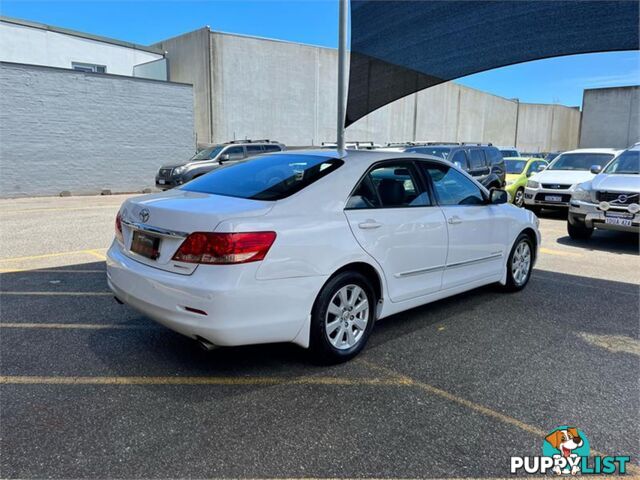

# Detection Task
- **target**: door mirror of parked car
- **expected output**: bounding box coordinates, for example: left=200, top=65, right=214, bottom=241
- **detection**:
left=453, top=161, right=463, bottom=169
left=219, top=154, right=231, bottom=163
left=490, top=189, right=509, bottom=204
left=590, top=164, right=602, bottom=174
left=536, top=164, right=547, bottom=172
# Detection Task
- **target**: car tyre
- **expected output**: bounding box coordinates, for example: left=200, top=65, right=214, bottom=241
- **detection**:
left=567, top=221, right=593, bottom=240
left=501, top=233, right=534, bottom=292
left=513, top=188, right=525, bottom=208
left=309, top=271, right=376, bottom=364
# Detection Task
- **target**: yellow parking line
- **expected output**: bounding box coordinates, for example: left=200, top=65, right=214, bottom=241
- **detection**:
left=357, top=359, right=632, bottom=467
left=539, top=247, right=582, bottom=257
left=85, top=249, right=107, bottom=260
left=0, top=323, right=150, bottom=330
left=0, top=291, right=112, bottom=296
left=0, top=375, right=404, bottom=387
left=0, top=268, right=104, bottom=274
left=358, top=359, right=547, bottom=437
left=0, top=249, right=107, bottom=263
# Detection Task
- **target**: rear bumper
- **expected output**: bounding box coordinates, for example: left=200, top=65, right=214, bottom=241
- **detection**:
left=569, top=201, right=640, bottom=233
left=106, top=242, right=326, bottom=348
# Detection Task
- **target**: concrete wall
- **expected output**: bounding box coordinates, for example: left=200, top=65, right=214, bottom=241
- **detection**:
left=517, top=103, right=581, bottom=152
left=580, top=86, right=640, bottom=149
left=154, top=28, right=212, bottom=145
left=0, top=62, right=194, bottom=197
left=0, top=19, right=165, bottom=79
left=160, top=29, right=581, bottom=150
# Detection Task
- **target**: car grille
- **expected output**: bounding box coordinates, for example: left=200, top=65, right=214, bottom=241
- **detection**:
left=541, top=183, right=572, bottom=190
left=596, top=191, right=639, bottom=205
left=535, top=193, right=571, bottom=203
left=158, top=168, right=173, bottom=179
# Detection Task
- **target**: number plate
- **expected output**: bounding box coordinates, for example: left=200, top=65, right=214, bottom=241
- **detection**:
left=545, top=195, right=562, bottom=202
left=158, top=179, right=166, bottom=185
left=131, top=231, right=161, bottom=260
left=605, top=211, right=633, bottom=227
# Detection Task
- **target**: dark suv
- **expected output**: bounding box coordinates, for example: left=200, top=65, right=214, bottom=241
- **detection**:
left=399, top=143, right=506, bottom=189
left=156, top=140, right=285, bottom=190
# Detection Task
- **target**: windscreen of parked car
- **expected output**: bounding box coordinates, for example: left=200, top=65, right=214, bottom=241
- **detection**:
left=191, top=146, right=224, bottom=161
left=500, top=150, right=518, bottom=158
left=181, top=154, right=343, bottom=200
left=406, top=147, right=451, bottom=159
left=504, top=160, right=528, bottom=174
left=548, top=153, right=614, bottom=171
left=603, top=150, right=639, bottom=174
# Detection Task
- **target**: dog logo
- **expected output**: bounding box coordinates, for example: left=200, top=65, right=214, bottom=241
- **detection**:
left=543, top=426, right=589, bottom=475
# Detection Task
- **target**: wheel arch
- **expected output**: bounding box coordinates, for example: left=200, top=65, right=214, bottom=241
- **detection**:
left=520, top=227, right=538, bottom=264
left=325, top=261, right=383, bottom=305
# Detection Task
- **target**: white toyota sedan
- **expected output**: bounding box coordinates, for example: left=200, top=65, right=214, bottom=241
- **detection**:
left=107, top=150, right=540, bottom=362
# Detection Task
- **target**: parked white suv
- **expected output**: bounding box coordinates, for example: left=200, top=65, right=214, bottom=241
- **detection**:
left=567, top=144, right=640, bottom=239
left=524, top=148, right=620, bottom=214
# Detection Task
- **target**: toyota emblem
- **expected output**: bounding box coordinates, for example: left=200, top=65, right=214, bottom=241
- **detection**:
left=139, top=208, right=150, bottom=223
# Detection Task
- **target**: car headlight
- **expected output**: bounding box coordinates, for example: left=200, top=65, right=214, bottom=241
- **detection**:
left=571, top=184, right=592, bottom=202
left=173, top=165, right=187, bottom=175
left=526, top=180, right=540, bottom=188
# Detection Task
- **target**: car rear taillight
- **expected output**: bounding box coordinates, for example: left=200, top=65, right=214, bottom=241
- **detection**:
left=115, top=212, right=124, bottom=243
left=172, top=232, right=276, bottom=265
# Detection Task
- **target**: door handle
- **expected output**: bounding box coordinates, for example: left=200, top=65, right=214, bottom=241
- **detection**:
left=358, top=220, right=382, bottom=229
left=447, top=216, right=463, bottom=225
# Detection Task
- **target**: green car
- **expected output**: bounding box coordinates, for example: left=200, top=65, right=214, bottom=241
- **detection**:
left=504, top=157, right=549, bottom=207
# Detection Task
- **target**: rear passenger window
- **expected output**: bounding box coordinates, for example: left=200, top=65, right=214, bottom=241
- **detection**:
left=246, top=145, right=264, bottom=154
left=468, top=149, right=487, bottom=169
left=346, top=163, right=430, bottom=209
left=450, top=150, right=469, bottom=169
left=486, top=148, right=503, bottom=165
left=263, top=145, right=282, bottom=152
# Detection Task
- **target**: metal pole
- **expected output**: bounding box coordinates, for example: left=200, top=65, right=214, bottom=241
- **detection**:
left=337, top=0, right=347, bottom=153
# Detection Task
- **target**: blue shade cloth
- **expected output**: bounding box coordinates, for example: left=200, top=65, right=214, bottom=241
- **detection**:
left=346, top=0, right=640, bottom=126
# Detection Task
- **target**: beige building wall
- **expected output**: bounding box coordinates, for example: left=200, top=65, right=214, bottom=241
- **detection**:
left=157, top=28, right=581, bottom=150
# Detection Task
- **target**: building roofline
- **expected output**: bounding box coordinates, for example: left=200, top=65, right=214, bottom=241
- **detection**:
left=0, top=15, right=166, bottom=56
left=210, top=29, right=335, bottom=51
left=584, top=84, right=640, bottom=92
left=0, top=60, right=192, bottom=87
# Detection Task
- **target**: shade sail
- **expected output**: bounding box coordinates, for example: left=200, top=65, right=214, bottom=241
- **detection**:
left=346, top=0, right=639, bottom=126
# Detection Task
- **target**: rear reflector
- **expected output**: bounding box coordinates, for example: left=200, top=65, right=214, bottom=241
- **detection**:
left=172, top=232, right=276, bottom=265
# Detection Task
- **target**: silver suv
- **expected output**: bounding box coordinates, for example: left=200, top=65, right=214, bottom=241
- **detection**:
left=567, top=143, right=640, bottom=239
left=156, top=140, right=285, bottom=190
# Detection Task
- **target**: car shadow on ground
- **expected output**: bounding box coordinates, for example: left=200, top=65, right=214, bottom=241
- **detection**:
left=556, top=230, right=639, bottom=255
left=3, top=261, right=637, bottom=375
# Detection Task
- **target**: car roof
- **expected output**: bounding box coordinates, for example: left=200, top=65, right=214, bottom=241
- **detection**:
left=273, top=148, right=448, bottom=164
left=560, top=148, right=621, bottom=154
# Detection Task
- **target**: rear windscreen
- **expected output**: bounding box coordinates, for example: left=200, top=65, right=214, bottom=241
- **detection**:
left=181, top=154, right=343, bottom=200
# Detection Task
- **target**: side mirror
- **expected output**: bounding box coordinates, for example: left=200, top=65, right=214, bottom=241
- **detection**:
left=536, top=164, right=547, bottom=172
left=490, top=189, right=509, bottom=204
left=453, top=161, right=463, bottom=169
left=590, top=164, right=602, bottom=174
left=219, top=154, right=230, bottom=163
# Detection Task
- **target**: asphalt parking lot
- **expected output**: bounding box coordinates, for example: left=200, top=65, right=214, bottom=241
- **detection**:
left=1, top=194, right=638, bottom=479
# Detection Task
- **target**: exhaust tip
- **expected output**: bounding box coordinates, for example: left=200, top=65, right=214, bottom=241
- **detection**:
left=195, top=336, right=217, bottom=352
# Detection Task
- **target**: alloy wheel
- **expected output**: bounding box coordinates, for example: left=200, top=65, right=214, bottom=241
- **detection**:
left=325, top=284, right=369, bottom=350
left=511, top=240, right=531, bottom=286
left=514, top=189, right=525, bottom=207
